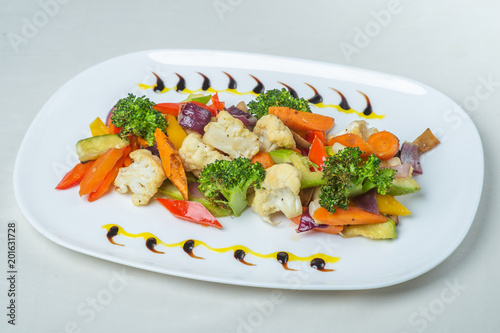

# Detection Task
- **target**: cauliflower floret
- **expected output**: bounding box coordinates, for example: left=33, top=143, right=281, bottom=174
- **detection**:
left=328, top=120, right=378, bottom=141
left=114, top=149, right=166, bottom=206
left=253, top=114, right=296, bottom=152
left=202, top=111, right=260, bottom=159
left=178, top=133, right=231, bottom=176
left=251, top=163, right=302, bottom=224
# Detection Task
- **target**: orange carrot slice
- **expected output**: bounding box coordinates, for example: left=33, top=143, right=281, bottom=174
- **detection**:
left=251, top=152, right=275, bottom=169
left=268, top=107, right=335, bottom=132
left=327, top=133, right=374, bottom=159
left=88, top=145, right=131, bottom=202
left=312, top=206, right=388, bottom=226
left=367, top=130, right=400, bottom=160
left=79, top=148, right=123, bottom=196
left=154, top=128, right=188, bottom=200
left=55, top=161, right=95, bottom=190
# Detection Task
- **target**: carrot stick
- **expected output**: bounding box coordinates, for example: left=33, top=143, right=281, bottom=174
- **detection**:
left=268, top=107, right=335, bottom=132
left=55, top=161, right=95, bottom=190
left=367, top=130, right=400, bottom=160
left=289, top=214, right=343, bottom=234
left=88, top=145, right=131, bottom=202
left=79, top=148, right=123, bottom=196
left=312, top=206, right=388, bottom=226
left=250, top=152, right=275, bottom=169
left=154, top=128, right=188, bottom=200
left=122, top=156, right=133, bottom=167
left=327, top=133, right=374, bottom=159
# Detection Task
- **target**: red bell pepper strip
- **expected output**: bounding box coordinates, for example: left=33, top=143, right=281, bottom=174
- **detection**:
left=308, top=136, right=328, bottom=170
left=210, top=93, right=225, bottom=112
left=55, top=161, right=95, bottom=190
left=106, top=109, right=121, bottom=134
left=154, top=103, right=183, bottom=117
left=305, top=130, right=327, bottom=145
left=156, top=198, right=222, bottom=229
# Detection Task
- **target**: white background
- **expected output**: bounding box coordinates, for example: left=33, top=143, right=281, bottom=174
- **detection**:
left=1, top=0, right=498, bottom=332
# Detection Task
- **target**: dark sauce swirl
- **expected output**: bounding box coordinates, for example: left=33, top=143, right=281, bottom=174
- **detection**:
left=357, top=91, right=373, bottom=116
left=198, top=72, right=211, bottom=91
left=106, top=226, right=123, bottom=246
left=183, top=240, right=204, bottom=259
left=223, top=72, right=237, bottom=90
left=234, top=249, right=255, bottom=266
left=330, top=88, right=350, bottom=110
left=310, top=258, right=334, bottom=272
left=276, top=252, right=296, bottom=271
left=152, top=72, right=165, bottom=93
left=250, top=75, right=265, bottom=94
left=146, top=237, right=164, bottom=254
left=175, top=73, right=186, bottom=92
left=305, top=83, right=323, bottom=104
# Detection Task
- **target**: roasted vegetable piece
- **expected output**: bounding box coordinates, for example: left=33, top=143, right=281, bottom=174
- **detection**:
left=157, top=198, right=222, bottom=229
left=88, top=145, right=132, bottom=202
left=79, top=148, right=123, bottom=196
left=111, top=94, right=168, bottom=146
left=55, top=161, right=95, bottom=189
left=319, top=147, right=396, bottom=213
left=367, top=130, right=400, bottom=161
left=268, top=107, right=334, bottom=132
left=154, top=128, right=188, bottom=201
left=198, top=157, right=266, bottom=217
left=412, top=128, right=440, bottom=154
left=247, top=88, right=311, bottom=119
left=312, top=206, right=389, bottom=226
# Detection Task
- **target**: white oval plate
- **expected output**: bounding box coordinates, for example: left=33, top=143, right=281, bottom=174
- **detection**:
left=13, top=50, right=483, bottom=290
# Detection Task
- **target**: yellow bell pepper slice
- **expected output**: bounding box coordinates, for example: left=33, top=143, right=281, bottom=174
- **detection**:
left=89, top=117, right=109, bottom=137
left=376, top=194, right=411, bottom=216
left=165, top=114, right=187, bottom=150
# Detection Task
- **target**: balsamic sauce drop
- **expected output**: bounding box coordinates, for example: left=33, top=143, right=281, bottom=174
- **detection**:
left=305, top=83, right=323, bottom=104
left=198, top=72, right=211, bottom=91
left=152, top=72, right=165, bottom=93
left=175, top=73, right=186, bottom=92
left=106, top=226, right=123, bottom=246
left=183, top=240, right=204, bottom=259
left=330, top=88, right=350, bottom=110
left=357, top=91, right=373, bottom=116
left=310, top=258, right=334, bottom=272
left=223, top=72, right=237, bottom=90
left=234, top=249, right=255, bottom=266
left=276, top=252, right=296, bottom=271
left=146, top=237, right=164, bottom=254
left=250, top=75, right=265, bottom=94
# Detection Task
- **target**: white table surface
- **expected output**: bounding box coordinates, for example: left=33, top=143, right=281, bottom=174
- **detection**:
left=1, top=0, right=498, bottom=332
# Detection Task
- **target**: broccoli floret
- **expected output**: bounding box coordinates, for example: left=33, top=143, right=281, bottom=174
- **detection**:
left=198, top=157, right=266, bottom=217
left=247, top=88, right=311, bottom=119
left=319, top=147, right=396, bottom=213
left=111, top=94, right=167, bottom=146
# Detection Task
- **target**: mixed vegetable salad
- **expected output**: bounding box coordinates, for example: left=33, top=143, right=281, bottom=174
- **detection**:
left=56, top=88, right=440, bottom=239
